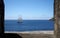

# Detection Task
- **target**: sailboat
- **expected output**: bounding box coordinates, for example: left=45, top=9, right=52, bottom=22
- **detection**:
left=17, top=16, right=23, bottom=23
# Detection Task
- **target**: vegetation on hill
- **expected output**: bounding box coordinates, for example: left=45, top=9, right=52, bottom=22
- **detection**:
left=49, top=17, right=54, bottom=21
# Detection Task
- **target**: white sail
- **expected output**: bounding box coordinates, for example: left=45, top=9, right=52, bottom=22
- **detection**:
left=18, top=16, right=23, bottom=23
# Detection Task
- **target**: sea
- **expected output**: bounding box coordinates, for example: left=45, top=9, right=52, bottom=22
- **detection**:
left=4, top=20, right=54, bottom=32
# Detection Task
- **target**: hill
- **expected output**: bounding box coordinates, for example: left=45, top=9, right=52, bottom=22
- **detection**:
left=49, top=18, right=54, bottom=21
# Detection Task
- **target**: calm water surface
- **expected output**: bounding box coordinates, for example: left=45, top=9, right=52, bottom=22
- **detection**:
left=4, top=20, right=54, bottom=31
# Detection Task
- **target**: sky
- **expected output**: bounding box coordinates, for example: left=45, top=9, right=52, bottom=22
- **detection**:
left=4, top=0, right=54, bottom=20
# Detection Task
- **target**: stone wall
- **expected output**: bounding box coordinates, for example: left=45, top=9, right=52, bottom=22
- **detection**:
left=0, top=0, right=4, bottom=33
left=54, top=0, right=60, bottom=38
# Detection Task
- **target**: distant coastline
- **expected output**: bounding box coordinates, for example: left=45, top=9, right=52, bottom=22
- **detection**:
left=49, top=18, right=54, bottom=21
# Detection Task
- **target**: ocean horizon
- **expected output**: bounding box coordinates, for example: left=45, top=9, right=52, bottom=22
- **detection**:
left=4, top=20, right=54, bottom=32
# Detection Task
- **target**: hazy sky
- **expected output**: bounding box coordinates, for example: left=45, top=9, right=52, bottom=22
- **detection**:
left=4, top=0, right=54, bottom=20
